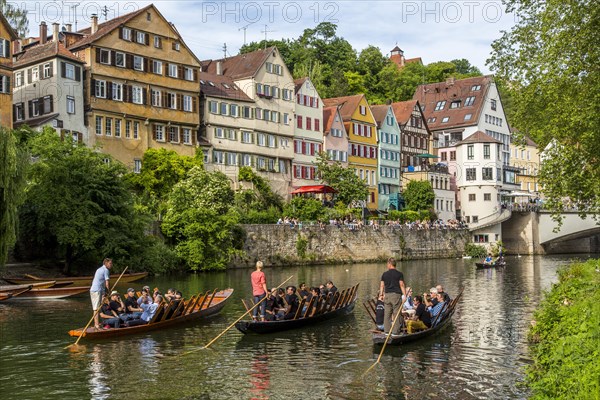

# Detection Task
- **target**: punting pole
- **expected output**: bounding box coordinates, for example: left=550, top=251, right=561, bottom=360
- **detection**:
left=363, top=305, right=404, bottom=376
left=181, top=275, right=294, bottom=355
left=64, top=266, right=129, bottom=349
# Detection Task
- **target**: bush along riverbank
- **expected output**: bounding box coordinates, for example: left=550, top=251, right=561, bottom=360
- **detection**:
left=526, top=259, right=600, bottom=399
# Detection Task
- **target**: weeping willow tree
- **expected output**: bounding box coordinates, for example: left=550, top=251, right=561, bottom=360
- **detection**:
left=0, top=127, right=28, bottom=265
left=1, top=0, right=29, bottom=37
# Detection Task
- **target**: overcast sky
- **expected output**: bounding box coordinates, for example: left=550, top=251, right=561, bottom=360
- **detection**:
left=24, top=0, right=516, bottom=73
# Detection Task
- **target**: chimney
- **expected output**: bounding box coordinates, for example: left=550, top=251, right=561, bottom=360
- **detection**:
left=216, top=61, right=222, bottom=75
left=52, top=23, right=60, bottom=42
left=40, top=22, right=48, bottom=44
left=13, top=39, right=21, bottom=54
left=91, top=14, right=98, bottom=34
left=65, top=23, right=72, bottom=32
left=446, top=76, right=455, bottom=86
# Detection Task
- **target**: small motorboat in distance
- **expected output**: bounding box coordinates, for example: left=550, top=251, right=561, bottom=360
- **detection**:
left=235, top=284, right=359, bottom=334
left=69, top=288, right=233, bottom=340
left=475, top=260, right=506, bottom=269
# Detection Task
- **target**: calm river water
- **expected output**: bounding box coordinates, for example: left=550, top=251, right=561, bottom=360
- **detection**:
left=0, top=254, right=592, bottom=399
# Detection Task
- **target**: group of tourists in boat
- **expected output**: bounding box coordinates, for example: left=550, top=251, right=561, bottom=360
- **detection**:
left=91, top=258, right=184, bottom=330
left=250, top=261, right=340, bottom=322
left=375, top=257, right=453, bottom=338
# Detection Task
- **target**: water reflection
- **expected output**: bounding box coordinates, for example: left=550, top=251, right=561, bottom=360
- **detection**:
left=248, top=343, right=270, bottom=400
left=88, top=345, right=110, bottom=400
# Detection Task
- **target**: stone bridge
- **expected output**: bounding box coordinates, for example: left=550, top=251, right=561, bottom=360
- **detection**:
left=502, top=211, right=600, bottom=254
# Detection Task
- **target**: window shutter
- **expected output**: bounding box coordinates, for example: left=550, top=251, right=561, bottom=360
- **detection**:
left=172, top=41, right=176, bottom=50
left=77, top=132, right=83, bottom=143
left=47, top=65, right=53, bottom=78
left=142, top=88, right=148, bottom=104
left=166, top=93, right=171, bottom=108
left=152, top=124, right=157, bottom=140
left=177, top=65, right=183, bottom=80
left=96, top=48, right=101, bottom=63
left=27, top=68, right=32, bottom=84
left=12, top=104, right=17, bottom=121
left=161, top=91, right=167, bottom=108
left=191, top=130, right=197, bottom=144
left=60, top=61, right=66, bottom=78
left=177, top=94, right=183, bottom=110
left=143, top=57, right=148, bottom=72
left=91, top=79, right=96, bottom=97
left=111, top=51, right=116, bottom=66
left=106, top=81, right=113, bottom=99
left=193, top=69, right=198, bottom=82
left=27, top=100, right=33, bottom=118
left=144, top=33, right=149, bottom=46
left=75, top=66, right=81, bottom=82
left=119, top=27, right=123, bottom=39
left=192, top=97, right=197, bottom=112
left=126, top=54, right=133, bottom=69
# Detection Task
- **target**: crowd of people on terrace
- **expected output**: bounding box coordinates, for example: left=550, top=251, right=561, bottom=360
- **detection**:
left=276, top=216, right=467, bottom=231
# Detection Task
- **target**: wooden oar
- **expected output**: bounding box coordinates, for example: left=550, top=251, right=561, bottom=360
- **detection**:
left=64, top=266, right=129, bottom=349
left=364, top=301, right=404, bottom=376
left=182, top=275, right=294, bottom=355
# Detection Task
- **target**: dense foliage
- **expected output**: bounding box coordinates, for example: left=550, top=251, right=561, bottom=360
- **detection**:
left=526, top=259, right=600, bottom=398
left=161, top=167, right=239, bottom=271
left=402, top=180, right=435, bottom=211
left=283, top=197, right=326, bottom=222
left=234, top=166, right=283, bottom=223
left=464, top=243, right=487, bottom=258
left=126, top=148, right=203, bottom=218
left=242, top=23, right=481, bottom=102
left=489, top=0, right=600, bottom=222
left=16, top=128, right=170, bottom=273
left=314, top=152, right=368, bottom=206
left=0, top=127, right=28, bottom=265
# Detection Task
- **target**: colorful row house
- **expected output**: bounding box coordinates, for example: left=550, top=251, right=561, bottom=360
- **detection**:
left=323, top=94, right=378, bottom=210
left=0, top=11, right=16, bottom=128
left=371, top=104, right=401, bottom=211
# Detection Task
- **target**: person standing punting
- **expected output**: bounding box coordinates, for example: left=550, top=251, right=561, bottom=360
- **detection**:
left=90, top=258, right=112, bottom=330
left=251, top=261, right=268, bottom=321
left=379, top=257, right=407, bottom=337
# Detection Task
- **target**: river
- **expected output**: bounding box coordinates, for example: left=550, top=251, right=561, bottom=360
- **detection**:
left=0, top=254, right=592, bottom=399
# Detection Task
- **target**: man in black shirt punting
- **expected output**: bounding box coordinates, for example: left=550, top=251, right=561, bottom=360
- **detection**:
left=379, top=257, right=406, bottom=336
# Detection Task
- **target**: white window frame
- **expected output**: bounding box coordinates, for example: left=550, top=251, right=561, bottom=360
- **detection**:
left=95, top=116, right=102, bottom=135
left=184, top=67, right=193, bottom=81
left=105, top=117, right=112, bottom=136
left=151, top=89, right=161, bottom=107
left=136, top=31, right=146, bottom=44
left=115, top=119, right=122, bottom=137
left=169, top=93, right=177, bottom=110
left=99, top=49, right=110, bottom=65
left=168, top=64, right=178, bottom=78
left=122, top=28, right=132, bottom=41
left=155, top=124, right=165, bottom=141
left=43, top=62, right=52, bottom=78
left=31, top=66, right=39, bottom=82
left=133, top=56, right=144, bottom=71
left=152, top=60, right=163, bottom=75
left=183, top=95, right=192, bottom=112
left=112, top=82, right=123, bottom=101
left=242, top=131, right=253, bottom=143
left=115, top=52, right=125, bottom=68
left=132, top=86, right=143, bottom=104
left=66, top=96, right=75, bottom=114
left=95, top=80, right=106, bottom=98
left=182, top=128, right=191, bottom=144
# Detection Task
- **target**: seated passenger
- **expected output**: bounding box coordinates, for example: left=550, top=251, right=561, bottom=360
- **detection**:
left=298, top=283, right=310, bottom=300
left=265, top=288, right=283, bottom=321
left=99, top=296, right=121, bottom=328
left=141, top=294, right=163, bottom=323
left=124, top=288, right=143, bottom=320
left=436, top=284, right=451, bottom=302
left=283, top=286, right=299, bottom=320
left=407, top=296, right=432, bottom=333
left=484, top=254, right=493, bottom=264
left=428, top=293, right=446, bottom=325
left=325, top=281, right=338, bottom=295
left=165, top=288, right=177, bottom=302
left=375, top=293, right=385, bottom=331
left=403, top=287, right=414, bottom=310
left=108, top=291, right=130, bottom=322
left=137, top=287, right=150, bottom=306
left=319, top=284, right=328, bottom=296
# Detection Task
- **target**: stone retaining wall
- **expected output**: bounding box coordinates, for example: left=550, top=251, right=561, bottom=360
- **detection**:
left=230, top=224, right=471, bottom=268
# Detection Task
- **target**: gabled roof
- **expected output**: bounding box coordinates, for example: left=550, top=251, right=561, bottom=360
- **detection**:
left=413, top=75, right=493, bottom=131
left=390, top=100, right=418, bottom=124
left=322, top=94, right=366, bottom=122
left=202, top=47, right=276, bottom=80
left=294, top=77, right=307, bottom=93
left=405, top=57, right=422, bottom=65
left=13, top=113, right=59, bottom=129
left=456, top=130, right=501, bottom=146
left=13, top=40, right=83, bottom=68
left=370, top=104, right=392, bottom=128
left=199, top=72, right=253, bottom=102
left=391, top=45, right=402, bottom=53
left=0, top=12, right=18, bottom=40
left=69, top=5, right=150, bottom=51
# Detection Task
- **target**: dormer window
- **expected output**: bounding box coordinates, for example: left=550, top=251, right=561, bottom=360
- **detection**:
left=464, top=96, right=475, bottom=106
left=450, top=100, right=461, bottom=109
left=434, top=101, right=446, bottom=111
left=471, top=85, right=481, bottom=91
left=441, top=116, right=450, bottom=123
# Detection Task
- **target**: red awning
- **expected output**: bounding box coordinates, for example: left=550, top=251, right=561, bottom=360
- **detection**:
left=291, top=185, right=337, bottom=194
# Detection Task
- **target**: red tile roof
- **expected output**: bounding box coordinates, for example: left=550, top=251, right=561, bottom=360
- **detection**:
left=405, top=57, right=422, bottom=65
left=391, top=100, right=418, bottom=124
left=69, top=5, right=151, bottom=51
left=200, top=72, right=253, bottom=102
left=323, top=106, right=337, bottom=134
left=322, top=94, right=365, bottom=121
left=202, top=47, right=276, bottom=79
left=413, top=75, right=493, bottom=131
left=13, top=40, right=83, bottom=67
left=370, top=104, right=391, bottom=127
left=456, top=130, right=501, bottom=145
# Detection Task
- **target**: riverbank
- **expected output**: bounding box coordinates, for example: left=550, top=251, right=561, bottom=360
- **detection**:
left=526, top=258, right=600, bottom=399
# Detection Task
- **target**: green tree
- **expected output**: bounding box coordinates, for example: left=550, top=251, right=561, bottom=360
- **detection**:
left=314, top=153, right=368, bottom=206
left=0, top=127, right=28, bottom=265
left=283, top=197, right=325, bottom=221
left=162, top=167, right=239, bottom=271
left=403, top=180, right=435, bottom=211
left=17, top=128, right=148, bottom=273
left=126, top=148, right=203, bottom=218
left=451, top=58, right=482, bottom=76
left=488, top=0, right=600, bottom=220
left=1, top=0, right=28, bottom=37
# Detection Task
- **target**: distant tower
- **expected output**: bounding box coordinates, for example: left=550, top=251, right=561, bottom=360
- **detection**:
left=390, top=45, right=405, bottom=68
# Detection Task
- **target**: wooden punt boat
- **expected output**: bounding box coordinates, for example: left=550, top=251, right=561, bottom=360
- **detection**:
left=475, top=261, right=506, bottom=269
left=68, top=288, right=233, bottom=340
left=0, top=281, right=57, bottom=293
left=235, top=284, right=359, bottom=334
left=0, top=287, right=33, bottom=302
left=3, top=272, right=148, bottom=286
left=370, top=289, right=463, bottom=346
left=9, top=286, right=90, bottom=299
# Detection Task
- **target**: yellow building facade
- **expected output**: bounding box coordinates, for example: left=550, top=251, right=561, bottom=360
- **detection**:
left=69, top=5, right=201, bottom=170
left=0, top=12, right=17, bottom=128
left=510, top=135, right=541, bottom=200
left=323, top=94, right=378, bottom=209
